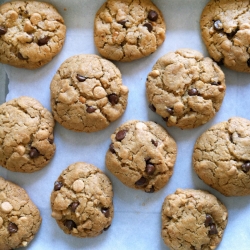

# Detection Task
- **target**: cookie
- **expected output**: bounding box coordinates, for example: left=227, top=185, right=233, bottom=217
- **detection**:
left=193, top=117, right=250, bottom=196
left=200, top=0, right=250, bottom=72
left=0, top=177, right=42, bottom=250
left=105, top=120, right=177, bottom=193
left=50, top=54, right=129, bottom=132
left=94, top=0, right=166, bottom=62
left=0, top=1, right=66, bottom=69
left=0, top=96, right=56, bottom=173
left=161, top=189, right=228, bottom=250
left=146, top=49, right=226, bottom=129
left=50, top=162, right=114, bottom=237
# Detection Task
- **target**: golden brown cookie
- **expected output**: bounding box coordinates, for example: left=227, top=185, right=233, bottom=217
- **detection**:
left=193, top=117, right=250, bottom=196
left=200, top=0, right=250, bottom=72
left=50, top=162, right=114, bottom=237
left=50, top=54, right=129, bottom=132
left=0, top=177, right=42, bottom=250
left=105, top=120, right=177, bottom=193
left=0, top=96, right=56, bottom=173
left=146, top=49, right=226, bottom=129
left=0, top=0, right=66, bottom=69
left=94, top=0, right=166, bottom=62
left=161, top=189, right=228, bottom=250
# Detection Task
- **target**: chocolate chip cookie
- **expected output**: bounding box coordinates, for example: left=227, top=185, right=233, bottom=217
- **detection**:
left=0, top=177, right=42, bottom=249
left=0, top=96, right=56, bottom=173
left=94, top=0, right=166, bottom=62
left=50, top=162, right=114, bottom=237
left=50, top=54, right=129, bottom=132
left=146, top=49, right=226, bottom=129
left=0, top=0, right=66, bottom=69
left=105, top=120, right=177, bottom=193
left=193, top=117, right=250, bottom=196
left=161, top=189, right=228, bottom=250
left=200, top=0, right=250, bottom=72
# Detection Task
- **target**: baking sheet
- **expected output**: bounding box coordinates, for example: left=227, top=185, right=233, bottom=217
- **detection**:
left=1, top=0, right=250, bottom=249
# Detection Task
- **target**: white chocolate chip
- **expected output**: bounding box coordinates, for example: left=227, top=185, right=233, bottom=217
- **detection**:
left=93, top=86, right=106, bottom=99
left=135, top=122, right=148, bottom=131
left=120, top=85, right=129, bottom=95
left=51, top=211, right=62, bottom=220
left=21, top=241, right=28, bottom=247
left=1, top=202, right=13, bottom=213
left=16, top=145, right=26, bottom=156
left=72, top=180, right=84, bottom=193
left=30, top=13, right=42, bottom=25
left=149, top=70, right=160, bottom=78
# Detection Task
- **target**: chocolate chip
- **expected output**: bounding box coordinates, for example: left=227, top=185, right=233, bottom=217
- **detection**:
left=145, top=157, right=151, bottom=162
left=242, top=162, right=250, bottom=173
left=162, top=117, right=168, bottom=122
left=116, top=130, right=127, bottom=141
left=101, top=208, right=110, bottom=218
left=118, top=20, right=127, bottom=28
left=38, top=36, right=50, bottom=46
left=148, top=10, right=158, bottom=21
left=135, top=177, right=147, bottom=186
left=247, top=58, right=250, bottom=67
left=146, top=163, right=155, bottom=175
left=166, top=107, right=174, bottom=115
left=8, top=222, right=18, bottom=233
left=86, top=106, right=96, bottom=113
left=149, top=103, right=156, bottom=112
left=205, top=214, right=214, bottom=227
left=70, top=201, right=80, bottom=212
left=17, top=52, right=26, bottom=60
left=145, top=186, right=155, bottom=193
left=209, top=224, right=218, bottom=235
left=151, top=139, right=158, bottom=147
left=104, top=225, right=111, bottom=231
left=108, top=94, right=119, bottom=105
left=29, top=147, right=40, bottom=158
left=109, top=143, right=116, bottom=154
left=188, top=88, right=199, bottom=96
left=0, top=26, right=7, bottom=35
left=64, top=220, right=77, bottom=230
left=54, top=181, right=63, bottom=191
left=214, top=20, right=223, bottom=31
left=143, top=23, right=153, bottom=32
left=76, top=74, right=87, bottom=82
left=211, top=81, right=221, bottom=86
left=48, top=138, right=54, bottom=144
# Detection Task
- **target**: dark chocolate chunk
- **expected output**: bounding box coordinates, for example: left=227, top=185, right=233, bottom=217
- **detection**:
left=101, top=208, right=110, bottom=218
left=149, top=103, right=156, bottom=112
left=70, top=201, right=80, bottom=212
left=54, top=181, right=63, bottom=191
left=146, top=163, right=155, bottom=175
left=188, top=88, right=199, bottom=96
left=8, top=222, right=18, bottom=233
left=86, top=106, right=96, bottom=113
left=17, top=52, right=26, bottom=60
left=148, top=10, right=158, bottom=21
left=76, top=74, right=87, bottom=82
left=48, top=138, right=54, bottom=144
left=64, top=220, right=77, bottom=230
left=166, top=107, right=174, bottom=115
left=205, top=214, right=214, bottom=227
left=247, top=58, right=250, bottom=68
left=151, top=139, right=158, bottom=147
left=145, top=186, right=155, bottom=193
left=108, top=94, right=119, bottom=105
left=211, top=81, right=221, bottom=86
left=135, top=177, right=147, bottom=186
left=29, top=147, right=40, bottom=158
left=209, top=224, right=218, bottom=235
left=109, top=143, right=116, bottom=154
left=38, top=36, right=50, bottom=46
left=143, top=23, right=153, bottom=32
left=118, top=20, right=127, bottom=28
left=242, top=162, right=250, bottom=173
left=214, top=20, right=223, bottom=31
left=116, top=130, right=127, bottom=141
left=0, top=26, right=7, bottom=35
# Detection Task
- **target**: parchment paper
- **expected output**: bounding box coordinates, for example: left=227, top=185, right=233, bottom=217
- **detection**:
left=1, top=0, right=250, bottom=249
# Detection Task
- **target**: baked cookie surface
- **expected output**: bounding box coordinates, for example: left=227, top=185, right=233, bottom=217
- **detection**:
left=50, top=54, right=129, bottom=132
left=161, top=189, right=228, bottom=250
left=193, top=117, right=250, bottom=196
left=0, top=0, right=66, bottom=69
left=0, top=96, right=56, bottom=173
left=94, top=0, right=166, bottom=62
left=146, top=49, right=226, bottom=129
left=0, top=177, right=42, bottom=250
left=50, top=162, right=114, bottom=237
left=200, top=0, right=250, bottom=72
left=105, top=120, right=177, bottom=193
